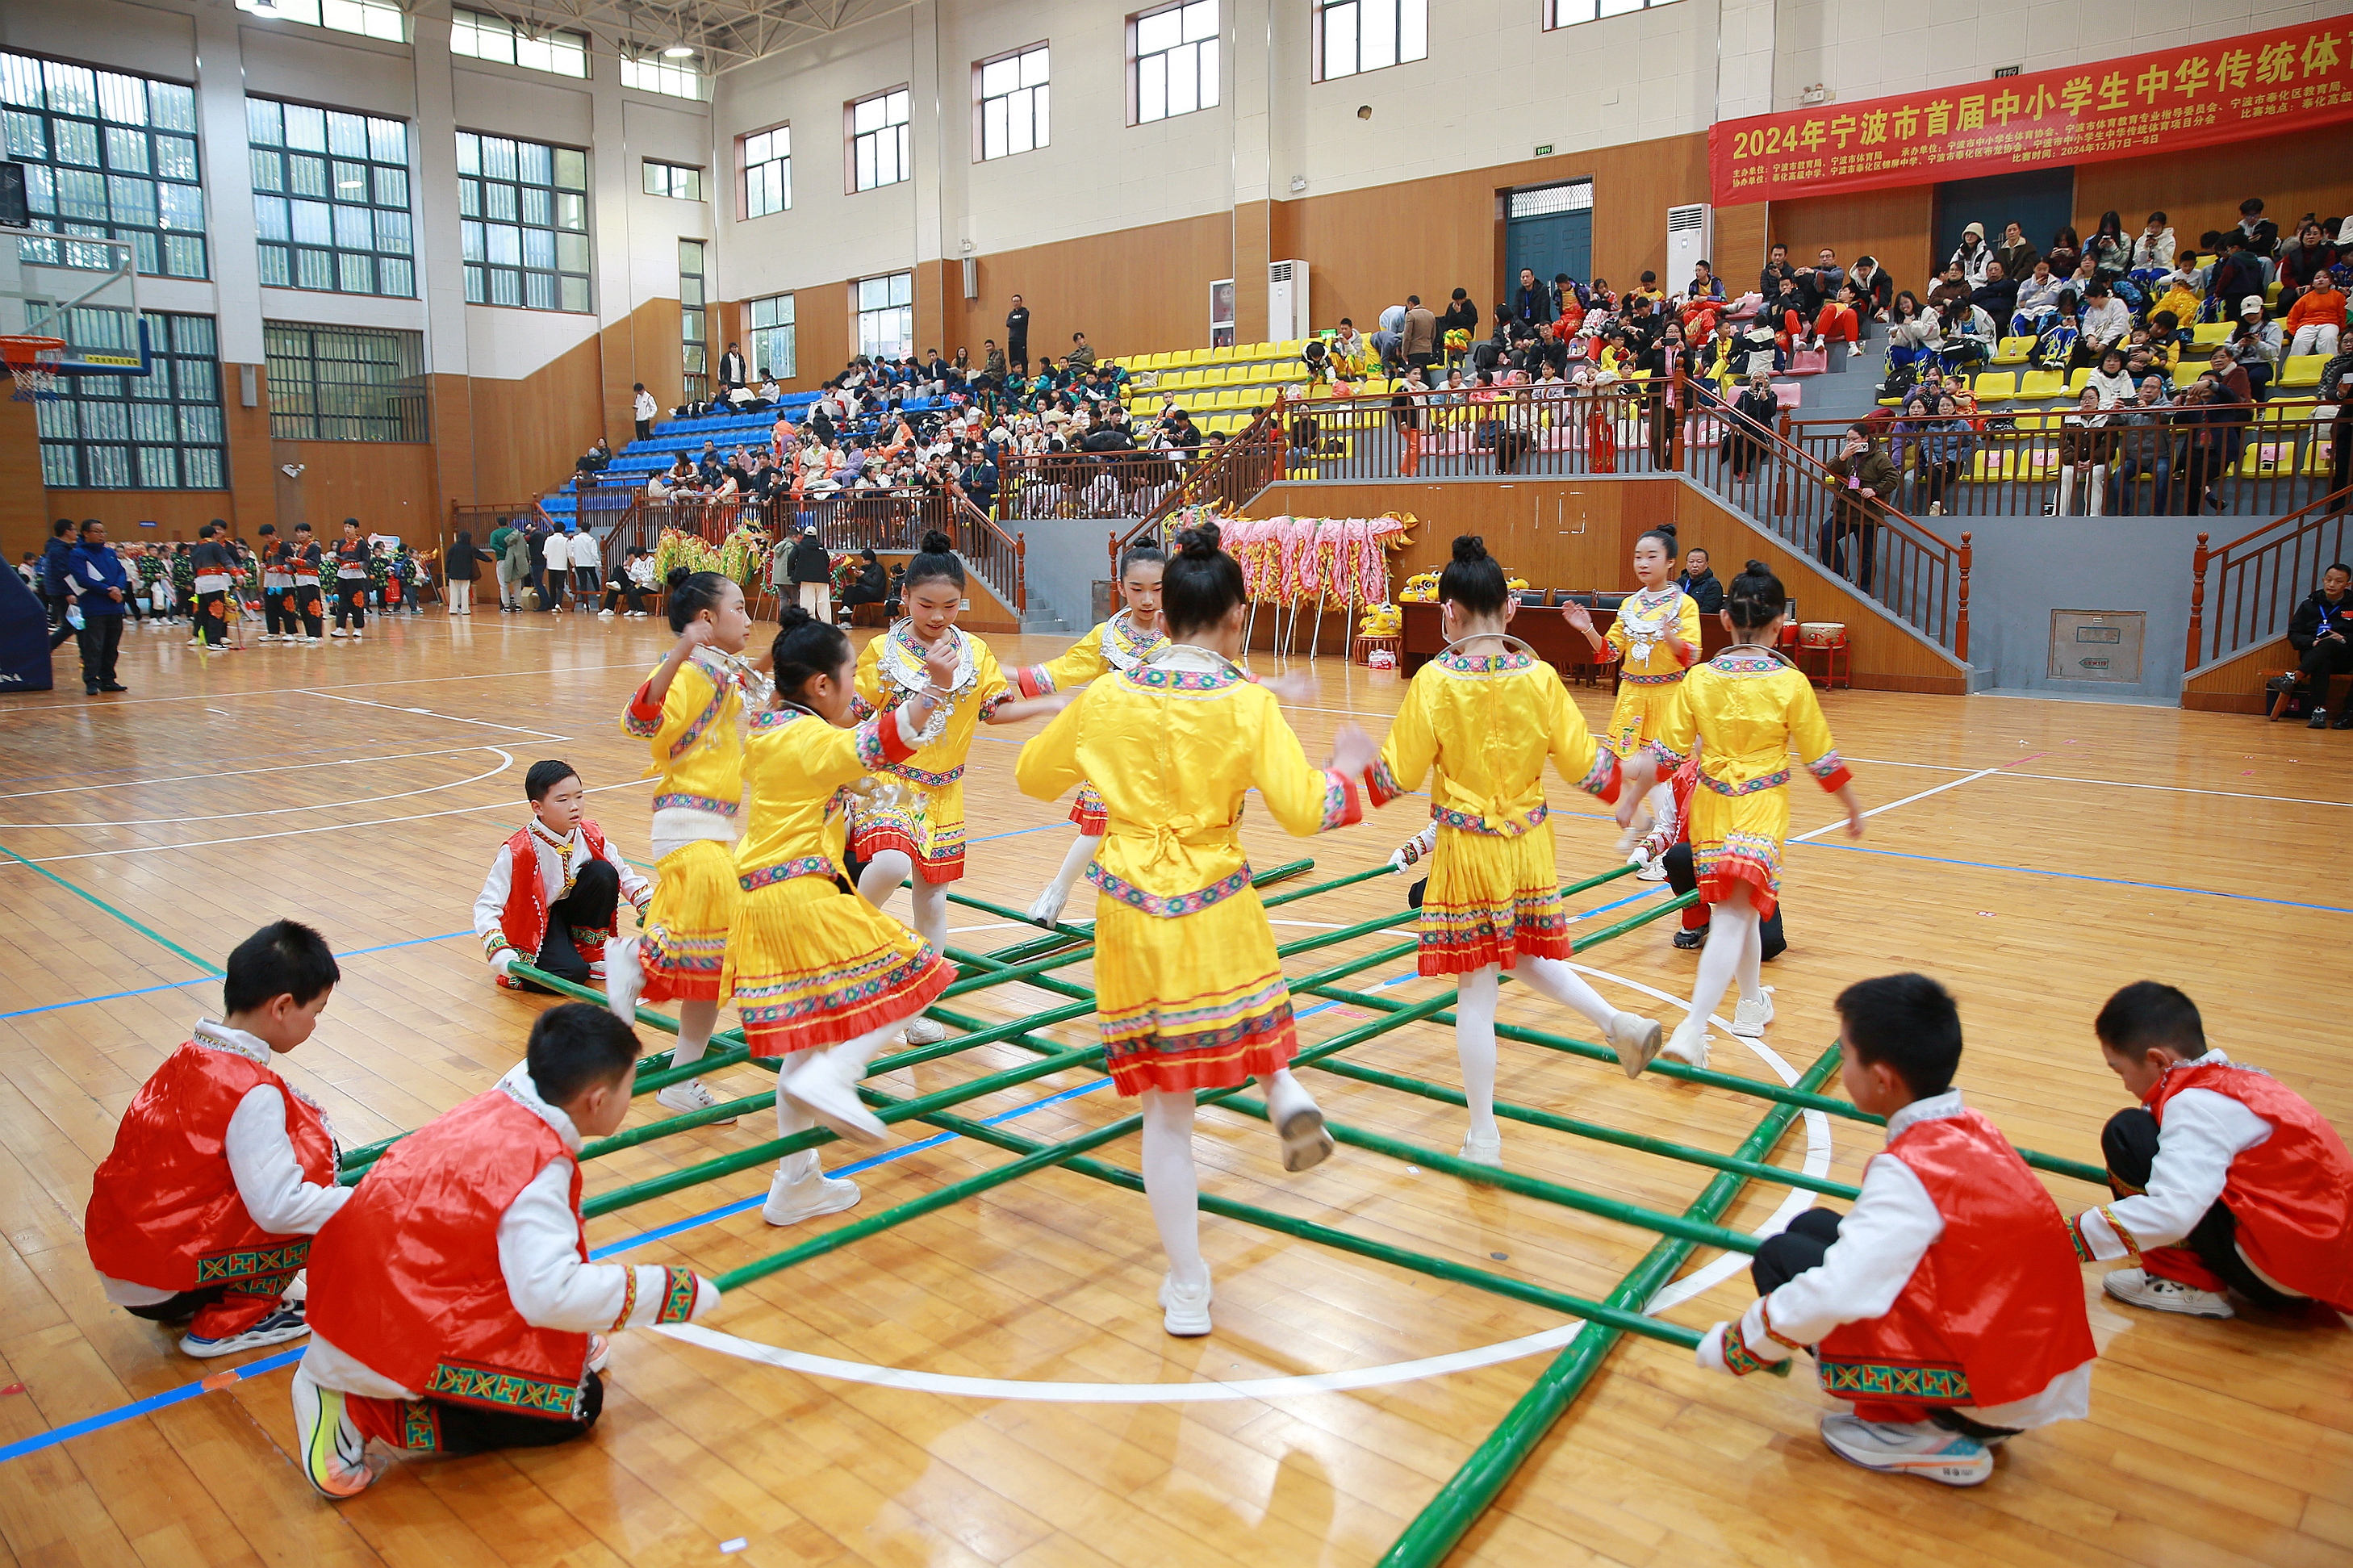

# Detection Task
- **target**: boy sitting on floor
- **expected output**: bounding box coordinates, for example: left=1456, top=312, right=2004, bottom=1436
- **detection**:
left=2072, top=980, right=2353, bottom=1324
left=85, top=920, right=349, bottom=1358
left=1695, top=973, right=2095, bottom=1486
left=474, top=759, right=650, bottom=993
left=290, top=1003, right=718, bottom=1499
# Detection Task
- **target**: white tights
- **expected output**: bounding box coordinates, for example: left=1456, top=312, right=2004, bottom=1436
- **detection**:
left=774, top=1017, right=899, bottom=1182
left=1684, top=888, right=1764, bottom=1029
left=1454, top=959, right=1622, bottom=1136
left=671, top=998, right=717, bottom=1068
left=856, top=848, right=949, bottom=951
left=1139, top=1068, right=1319, bottom=1290
left=1041, top=830, right=1100, bottom=909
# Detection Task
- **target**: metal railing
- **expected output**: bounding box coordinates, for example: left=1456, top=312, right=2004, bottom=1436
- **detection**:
left=1109, top=401, right=1289, bottom=563
left=1260, top=383, right=1681, bottom=484
left=2184, top=493, right=2351, bottom=671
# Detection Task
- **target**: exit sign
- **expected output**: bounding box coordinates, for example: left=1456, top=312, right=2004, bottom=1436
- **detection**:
left=1534, top=144, right=1554, bottom=157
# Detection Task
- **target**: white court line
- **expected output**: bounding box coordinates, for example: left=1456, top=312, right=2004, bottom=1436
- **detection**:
left=0, top=751, right=512, bottom=829
left=1996, top=771, right=2353, bottom=808
left=0, top=652, right=648, bottom=711
left=304, top=689, right=571, bottom=740
left=1789, top=768, right=1996, bottom=843
left=0, top=746, right=505, bottom=801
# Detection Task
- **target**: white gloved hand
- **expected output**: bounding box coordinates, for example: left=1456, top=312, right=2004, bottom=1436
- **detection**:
left=492, top=950, right=520, bottom=978
left=1695, top=1321, right=1733, bottom=1374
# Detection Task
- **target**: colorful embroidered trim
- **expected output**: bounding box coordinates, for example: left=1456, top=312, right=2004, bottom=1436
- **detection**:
left=1700, top=768, right=1790, bottom=796
left=1817, top=1358, right=1973, bottom=1404
left=482, top=932, right=516, bottom=962
left=610, top=1267, right=640, bottom=1331
left=1574, top=748, right=1620, bottom=799
left=1620, top=669, right=1688, bottom=685
left=1760, top=1298, right=1808, bottom=1353
left=194, top=1240, right=311, bottom=1285
left=1436, top=649, right=1537, bottom=674
left=1318, top=769, right=1362, bottom=832
left=1720, top=1319, right=1777, bottom=1377
left=424, top=1360, right=582, bottom=1419
left=622, top=684, right=662, bottom=738
left=656, top=1265, right=699, bottom=1324
left=979, top=690, right=1011, bottom=721
left=1123, top=665, right=1244, bottom=693
left=2068, top=1216, right=2094, bottom=1263
left=1432, top=801, right=1549, bottom=834
left=1015, top=664, right=1056, bottom=699
left=856, top=712, right=901, bottom=770
left=1085, top=864, right=1253, bottom=919
left=652, top=792, right=741, bottom=817
left=1366, top=757, right=1406, bottom=808
left=739, top=856, right=837, bottom=892
left=667, top=666, right=733, bottom=760
left=2097, top=1204, right=2142, bottom=1259
left=1806, top=749, right=1847, bottom=780
left=884, top=760, right=966, bottom=788
left=1711, top=653, right=1783, bottom=673
left=747, top=707, right=801, bottom=734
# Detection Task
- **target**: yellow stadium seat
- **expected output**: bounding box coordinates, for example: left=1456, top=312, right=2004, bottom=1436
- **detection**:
left=2265, top=279, right=2283, bottom=302
left=2018, top=369, right=2066, bottom=400
left=1969, top=448, right=2016, bottom=482
left=1276, top=339, right=1306, bottom=357
left=1971, top=371, right=2017, bottom=402
left=2191, top=321, right=2232, bottom=347
left=2241, top=439, right=2297, bottom=478
left=1210, top=345, right=1242, bottom=362
left=1991, top=337, right=2033, bottom=366
left=2279, top=354, right=2325, bottom=387
left=2065, top=367, right=2092, bottom=396
left=1214, top=389, right=1243, bottom=408
left=2308, top=440, right=2336, bottom=475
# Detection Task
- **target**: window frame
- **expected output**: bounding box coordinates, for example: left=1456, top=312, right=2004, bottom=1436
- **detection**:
left=1311, top=0, right=1427, bottom=83
left=449, top=8, right=591, bottom=79
left=248, top=94, right=416, bottom=299
left=620, top=52, right=709, bottom=101
left=0, top=49, right=207, bottom=281
left=747, top=291, right=796, bottom=382
left=679, top=238, right=707, bottom=382
left=1127, top=0, right=1219, bottom=128
left=456, top=129, right=594, bottom=315
left=642, top=158, right=704, bottom=202
left=844, top=86, right=911, bottom=194
left=853, top=270, right=913, bottom=363
left=973, top=42, right=1049, bottom=163
left=736, top=121, right=791, bottom=220
left=36, top=309, right=227, bottom=490
left=1542, top=0, right=1676, bottom=27
left=263, top=321, right=428, bottom=442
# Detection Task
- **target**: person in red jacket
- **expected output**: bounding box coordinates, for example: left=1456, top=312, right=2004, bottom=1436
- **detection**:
left=85, top=921, right=349, bottom=1357
left=471, top=759, right=652, bottom=994
left=1695, top=974, right=2096, bottom=1486
left=290, top=1004, right=719, bottom=1499
left=2073, top=981, right=2353, bottom=1324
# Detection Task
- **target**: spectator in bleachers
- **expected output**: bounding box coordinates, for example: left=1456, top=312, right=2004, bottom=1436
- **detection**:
left=1066, top=332, right=1096, bottom=374
left=1005, top=295, right=1030, bottom=373
left=1822, top=423, right=1897, bottom=593
left=1678, top=547, right=1724, bottom=613
left=1330, top=319, right=1367, bottom=378
left=1946, top=223, right=1992, bottom=287
left=2286, top=268, right=2347, bottom=359
left=1554, top=280, right=1587, bottom=339
left=1373, top=300, right=1407, bottom=376
left=1940, top=296, right=1996, bottom=372
left=2146, top=271, right=2202, bottom=337
left=981, top=340, right=1006, bottom=386
left=2278, top=222, right=2342, bottom=310
left=2033, top=291, right=2081, bottom=370
left=576, top=437, right=611, bottom=477
left=2010, top=257, right=2064, bottom=337
left=2129, top=214, right=2175, bottom=287
left=1971, top=259, right=2018, bottom=324
left=2111, top=376, right=2177, bottom=515
left=1514, top=268, right=1553, bottom=328
left=1928, top=261, right=1974, bottom=314
left=2088, top=211, right=2130, bottom=282
left=1814, top=282, right=1862, bottom=349
left=2045, top=225, right=2083, bottom=279
left=1991, top=222, right=2038, bottom=282
left=1758, top=241, right=1796, bottom=305
left=2322, top=349, right=2353, bottom=508
left=2226, top=302, right=2280, bottom=398
left=1845, top=255, right=1891, bottom=321
left=1726, top=370, right=1778, bottom=483
left=717, top=342, right=746, bottom=390
left=1895, top=393, right=1973, bottom=517
left=2054, top=388, right=2114, bottom=516
left=2209, top=239, right=2268, bottom=321
left=2086, top=346, right=2137, bottom=408
left=2236, top=198, right=2280, bottom=258
left=632, top=383, right=655, bottom=442
left=2177, top=372, right=2250, bottom=514
left=1795, top=248, right=1844, bottom=316
left=1402, top=295, right=1439, bottom=381
left=2077, top=282, right=2133, bottom=366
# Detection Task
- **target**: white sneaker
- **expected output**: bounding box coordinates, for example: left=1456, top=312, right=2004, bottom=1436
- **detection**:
left=599, top=609, right=616, bottom=619
left=1730, top=993, right=1774, bottom=1038
left=1634, top=855, right=1670, bottom=882
left=1607, top=1011, right=1664, bottom=1078
left=1818, top=1413, right=1992, bottom=1486
left=901, top=1016, right=946, bottom=1045
left=328, top=628, right=345, bottom=638
left=782, top=1056, right=890, bottom=1147
left=350, top=632, right=362, bottom=642
left=655, top=1078, right=738, bottom=1126
left=763, top=1162, right=861, bottom=1225
left=290, top=1365, right=389, bottom=1499
left=587, top=1333, right=611, bottom=1374
left=1028, top=880, right=1071, bottom=927
left=181, top=1302, right=311, bottom=1357
left=604, top=937, right=644, bottom=1023
left=1459, top=1127, right=1503, bottom=1166
left=2102, top=1267, right=2234, bottom=1319
left=1159, top=1270, right=1214, bottom=1336
left=297, top=634, right=319, bottom=645
left=1277, top=1103, right=1334, bottom=1173
left=1660, top=1017, right=1710, bottom=1070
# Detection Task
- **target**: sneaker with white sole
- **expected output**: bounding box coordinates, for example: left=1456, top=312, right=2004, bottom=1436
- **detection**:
left=2102, top=1267, right=2234, bottom=1319
left=587, top=1333, right=611, bottom=1374
left=1634, top=856, right=1670, bottom=882
left=1731, top=993, right=1774, bottom=1038
left=328, top=628, right=345, bottom=638
left=1818, top=1412, right=1992, bottom=1486
left=1159, top=1270, right=1214, bottom=1336
left=1660, top=1017, right=1710, bottom=1070
left=1028, top=880, right=1071, bottom=927
left=763, top=1162, right=861, bottom=1225
left=1459, top=1127, right=1503, bottom=1166
left=604, top=937, right=644, bottom=1024
left=1277, top=1105, right=1334, bottom=1172
left=901, top=1016, right=946, bottom=1045
left=655, top=1078, right=738, bottom=1126
left=782, top=1056, right=890, bottom=1147
left=290, top=1364, right=389, bottom=1499
left=1607, top=1011, right=1664, bottom=1078
left=181, top=1302, right=311, bottom=1358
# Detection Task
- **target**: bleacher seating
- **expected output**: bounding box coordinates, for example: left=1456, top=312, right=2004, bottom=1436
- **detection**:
left=1103, top=338, right=1312, bottom=435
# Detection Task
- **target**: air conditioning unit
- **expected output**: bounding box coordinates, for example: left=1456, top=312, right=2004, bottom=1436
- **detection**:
left=1666, top=203, right=1712, bottom=287
left=1268, top=259, right=1309, bottom=342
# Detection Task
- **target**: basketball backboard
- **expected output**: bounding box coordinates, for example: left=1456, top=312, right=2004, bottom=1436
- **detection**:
left=0, top=232, right=150, bottom=376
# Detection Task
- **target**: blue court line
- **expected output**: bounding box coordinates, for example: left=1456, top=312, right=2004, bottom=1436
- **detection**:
left=0, top=931, right=474, bottom=1022
left=1795, top=841, right=2353, bottom=915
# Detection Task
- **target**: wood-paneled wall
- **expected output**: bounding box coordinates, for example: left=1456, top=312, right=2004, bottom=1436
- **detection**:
left=0, top=398, right=48, bottom=566
left=2075, top=133, right=2353, bottom=261
left=2180, top=633, right=2286, bottom=713
left=466, top=331, right=608, bottom=504
left=271, top=440, right=441, bottom=541
left=1762, top=186, right=1937, bottom=297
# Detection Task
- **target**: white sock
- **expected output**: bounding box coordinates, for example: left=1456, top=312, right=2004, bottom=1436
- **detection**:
left=1736, top=905, right=1765, bottom=1004
left=671, top=999, right=717, bottom=1069
left=1516, top=955, right=1620, bottom=1031
left=1044, top=832, right=1099, bottom=904
left=855, top=848, right=913, bottom=912
left=1258, top=1066, right=1319, bottom=1129
left=1643, top=780, right=1674, bottom=838
left=909, top=880, right=949, bottom=954
left=1455, top=965, right=1501, bottom=1139
left=825, top=1017, right=901, bottom=1080
left=1139, top=1089, right=1206, bottom=1289
left=773, top=1092, right=820, bottom=1183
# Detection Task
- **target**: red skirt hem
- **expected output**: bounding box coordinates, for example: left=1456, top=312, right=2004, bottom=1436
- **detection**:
left=851, top=823, right=966, bottom=884
left=1416, top=930, right=1575, bottom=976
left=1104, top=1031, right=1294, bottom=1097
left=743, top=955, right=953, bottom=1060
left=1699, top=858, right=1780, bottom=921
left=1068, top=799, right=1107, bottom=834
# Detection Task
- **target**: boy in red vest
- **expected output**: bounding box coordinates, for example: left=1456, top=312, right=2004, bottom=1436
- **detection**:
left=86, top=920, right=348, bottom=1357
left=2073, top=981, right=2353, bottom=1324
left=291, top=1003, right=718, bottom=1499
left=473, top=759, right=651, bottom=994
left=1695, top=973, right=2096, bottom=1486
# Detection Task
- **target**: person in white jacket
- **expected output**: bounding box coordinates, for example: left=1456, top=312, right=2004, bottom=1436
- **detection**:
left=568, top=527, right=601, bottom=609
left=632, top=381, right=657, bottom=441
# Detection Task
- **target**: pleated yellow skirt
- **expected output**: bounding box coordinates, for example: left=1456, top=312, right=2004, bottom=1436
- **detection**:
left=640, top=838, right=739, bottom=1005
left=1417, top=822, right=1570, bottom=975
left=1091, top=882, right=1296, bottom=1096
left=723, top=870, right=952, bottom=1057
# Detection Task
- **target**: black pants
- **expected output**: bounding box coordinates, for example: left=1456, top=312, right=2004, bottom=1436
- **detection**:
left=572, top=566, right=598, bottom=599
left=1663, top=842, right=1787, bottom=958
left=293, top=584, right=324, bottom=639
left=2299, top=638, right=2353, bottom=711
left=2100, top=1108, right=2303, bottom=1309
left=196, top=588, right=230, bottom=646
left=262, top=585, right=287, bottom=637
left=1818, top=516, right=1878, bottom=595
left=527, top=860, right=620, bottom=989
left=335, top=579, right=366, bottom=630
left=429, top=1369, right=603, bottom=1456
left=544, top=569, right=567, bottom=611
left=77, top=614, right=123, bottom=689
left=635, top=418, right=652, bottom=441
left=46, top=593, right=77, bottom=650
left=603, top=583, right=647, bottom=614
left=2330, top=420, right=2351, bottom=516
left=124, top=1283, right=231, bottom=1325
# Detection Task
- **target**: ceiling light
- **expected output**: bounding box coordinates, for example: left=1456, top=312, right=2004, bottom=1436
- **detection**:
left=663, top=44, right=695, bottom=57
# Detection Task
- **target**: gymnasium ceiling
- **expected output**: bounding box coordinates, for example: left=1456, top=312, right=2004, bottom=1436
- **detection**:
left=459, top=0, right=919, bottom=77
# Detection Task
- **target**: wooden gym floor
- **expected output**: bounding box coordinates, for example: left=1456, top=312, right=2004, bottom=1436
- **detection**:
left=0, top=609, right=2347, bottom=1568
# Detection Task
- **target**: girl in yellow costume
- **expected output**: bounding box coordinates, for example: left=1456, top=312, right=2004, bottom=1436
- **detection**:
left=1647, top=560, right=1864, bottom=1071
left=1009, top=543, right=1166, bottom=926
left=1562, top=522, right=1702, bottom=876
left=1366, top=537, right=1666, bottom=1167
left=726, top=607, right=963, bottom=1226
left=606, top=570, right=754, bottom=1122
left=1016, top=523, right=1380, bottom=1339
left=849, top=531, right=1066, bottom=1042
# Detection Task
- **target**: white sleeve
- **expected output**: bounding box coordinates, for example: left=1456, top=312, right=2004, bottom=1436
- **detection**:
left=1737, top=1154, right=1944, bottom=1359
left=474, top=849, right=516, bottom=963
left=497, top=1161, right=715, bottom=1332
left=2075, top=1089, right=2270, bottom=1261
left=224, top=1085, right=351, bottom=1236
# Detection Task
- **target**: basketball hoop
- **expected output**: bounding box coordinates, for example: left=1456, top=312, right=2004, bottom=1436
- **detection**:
left=1, top=336, right=65, bottom=402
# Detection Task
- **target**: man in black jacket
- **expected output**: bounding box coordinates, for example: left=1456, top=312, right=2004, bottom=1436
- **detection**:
left=1678, top=547, right=1724, bottom=613
left=1757, top=243, right=1797, bottom=310
left=2284, top=563, right=2353, bottom=727
left=40, top=518, right=76, bottom=650
left=1005, top=295, right=1030, bottom=373
left=785, top=528, right=834, bottom=625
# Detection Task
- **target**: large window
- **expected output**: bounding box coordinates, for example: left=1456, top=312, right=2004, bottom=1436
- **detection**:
left=1131, top=2, right=1218, bottom=124
left=856, top=272, right=912, bottom=362
left=264, top=323, right=427, bottom=441
left=0, top=52, right=204, bottom=279
left=849, top=89, right=909, bottom=193
left=458, top=132, right=591, bottom=312
left=738, top=125, right=790, bottom=218
left=1315, top=0, right=1426, bottom=79
left=977, top=44, right=1048, bottom=161
left=248, top=0, right=407, bottom=42
left=249, top=98, right=413, bottom=298
left=37, top=311, right=225, bottom=490
left=621, top=54, right=708, bottom=101
left=449, top=9, right=589, bottom=78
left=1544, top=0, right=1673, bottom=25
left=643, top=159, right=703, bottom=201
left=749, top=293, right=796, bottom=381
left=679, top=239, right=706, bottom=383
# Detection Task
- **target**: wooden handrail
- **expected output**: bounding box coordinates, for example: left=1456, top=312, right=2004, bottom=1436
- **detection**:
left=2180, top=489, right=2351, bottom=671
left=2186, top=531, right=2209, bottom=671
left=1957, top=531, right=1971, bottom=664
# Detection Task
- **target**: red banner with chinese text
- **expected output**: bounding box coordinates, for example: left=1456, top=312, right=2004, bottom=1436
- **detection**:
left=1709, top=21, right=2353, bottom=204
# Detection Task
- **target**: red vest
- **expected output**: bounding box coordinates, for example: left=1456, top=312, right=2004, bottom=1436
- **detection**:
left=2147, top=1059, right=2353, bottom=1311
left=1816, top=1110, right=2095, bottom=1409
left=85, top=1040, right=336, bottom=1294
left=501, top=822, right=619, bottom=960
left=307, top=1089, right=591, bottom=1419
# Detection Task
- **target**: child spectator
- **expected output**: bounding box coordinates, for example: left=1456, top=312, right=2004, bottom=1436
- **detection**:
left=290, top=1004, right=720, bottom=1498
left=2072, top=981, right=2353, bottom=1323
left=474, top=759, right=652, bottom=995
left=1697, top=974, right=2095, bottom=1486
left=2284, top=267, right=2346, bottom=359
left=84, top=921, right=349, bottom=1357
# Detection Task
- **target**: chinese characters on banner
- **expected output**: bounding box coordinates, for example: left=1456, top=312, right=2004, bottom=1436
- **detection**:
left=1709, top=21, right=2352, bottom=203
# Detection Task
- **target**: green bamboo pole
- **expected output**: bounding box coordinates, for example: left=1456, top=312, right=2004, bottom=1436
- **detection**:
left=945, top=856, right=1314, bottom=936
left=1376, top=1044, right=1846, bottom=1567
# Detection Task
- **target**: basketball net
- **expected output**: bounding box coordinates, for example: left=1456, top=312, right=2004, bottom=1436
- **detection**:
left=2, top=337, right=66, bottom=402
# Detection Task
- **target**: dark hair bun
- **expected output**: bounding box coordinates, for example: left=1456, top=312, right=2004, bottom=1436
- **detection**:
left=1656, top=521, right=1677, bottom=539
left=666, top=567, right=691, bottom=588
left=1745, top=559, right=1768, bottom=575
left=1176, top=523, right=1222, bottom=559
left=1450, top=534, right=1489, bottom=565
left=919, top=530, right=955, bottom=554
left=775, top=604, right=814, bottom=632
